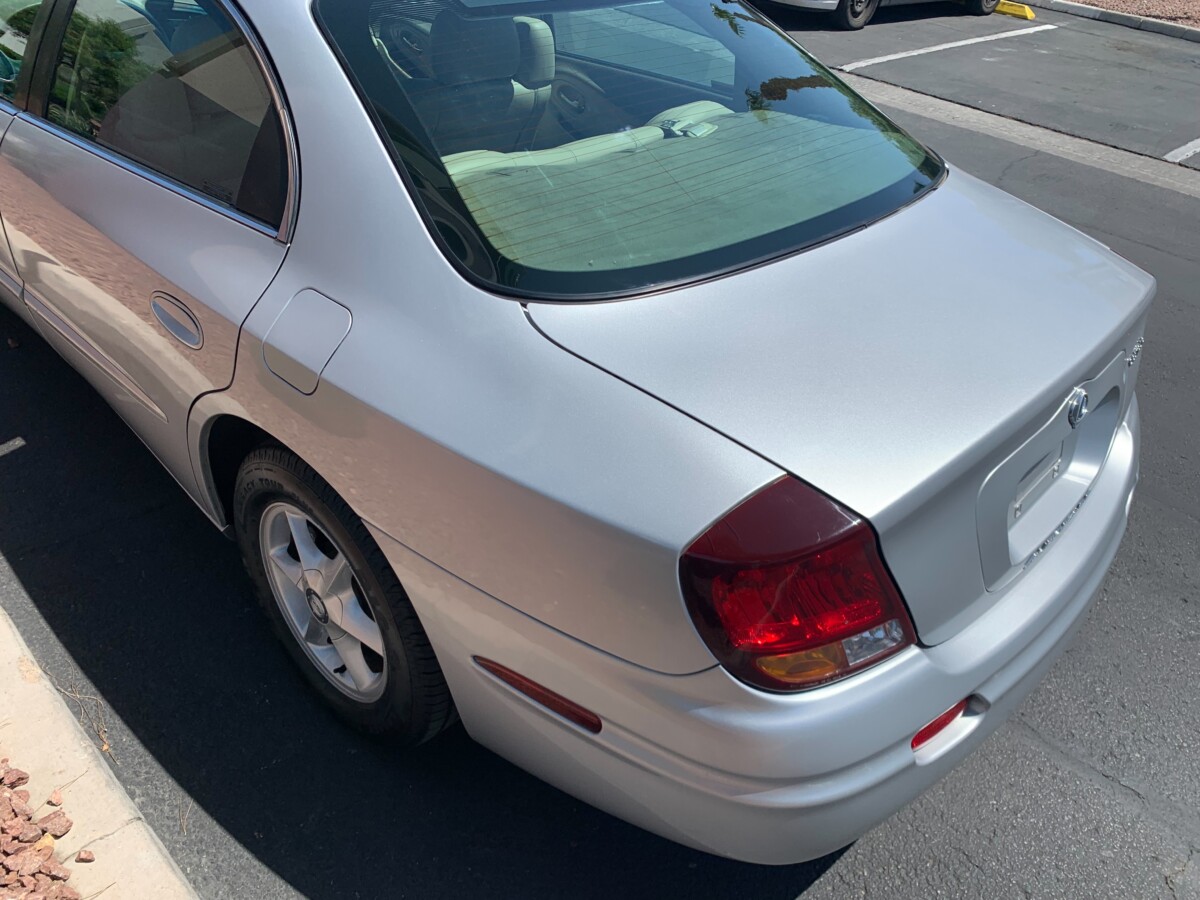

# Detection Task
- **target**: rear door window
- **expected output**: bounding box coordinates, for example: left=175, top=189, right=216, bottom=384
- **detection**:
left=45, top=0, right=288, bottom=228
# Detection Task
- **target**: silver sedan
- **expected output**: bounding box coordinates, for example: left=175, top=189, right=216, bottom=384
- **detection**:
left=0, top=0, right=1151, bottom=865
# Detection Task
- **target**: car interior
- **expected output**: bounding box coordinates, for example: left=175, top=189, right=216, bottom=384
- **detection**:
left=350, top=0, right=932, bottom=280
left=369, top=0, right=748, bottom=158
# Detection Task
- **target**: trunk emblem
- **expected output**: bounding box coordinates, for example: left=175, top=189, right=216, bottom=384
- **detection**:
left=1127, top=337, right=1144, bottom=367
left=1066, top=388, right=1089, bottom=429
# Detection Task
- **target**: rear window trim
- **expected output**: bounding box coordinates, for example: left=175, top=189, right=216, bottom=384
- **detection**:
left=14, top=113, right=282, bottom=238
left=313, top=0, right=947, bottom=303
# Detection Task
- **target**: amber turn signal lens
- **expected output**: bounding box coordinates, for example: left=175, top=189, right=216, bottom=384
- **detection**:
left=754, top=643, right=846, bottom=685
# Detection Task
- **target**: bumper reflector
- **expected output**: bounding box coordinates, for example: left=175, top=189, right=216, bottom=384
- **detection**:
left=912, top=698, right=969, bottom=751
left=474, top=657, right=602, bottom=734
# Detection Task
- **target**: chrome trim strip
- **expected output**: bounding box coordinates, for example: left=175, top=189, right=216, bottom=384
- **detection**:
left=0, top=265, right=20, bottom=300
left=23, top=288, right=168, bottom=422
left=16, top=115, right=279, bottom=239
left=0, top=97, right=17, bottom=116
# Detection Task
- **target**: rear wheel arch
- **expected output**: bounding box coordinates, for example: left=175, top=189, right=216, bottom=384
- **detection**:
left=200, top=413, right=278, bottom=530
left=233, top=445, right=456, bottom=743
left=196, top=412, right=457, bottom=742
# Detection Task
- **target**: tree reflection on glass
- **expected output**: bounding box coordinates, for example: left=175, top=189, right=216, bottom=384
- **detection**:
left=50, top=13, right=152, bottom=138
left=0, top=4, right=38, bottom=96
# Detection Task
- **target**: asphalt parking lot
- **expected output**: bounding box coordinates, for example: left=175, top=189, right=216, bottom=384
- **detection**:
left=1, top=4, right=1198, bottom=899
left=775, top=1, right=1200, bottom=166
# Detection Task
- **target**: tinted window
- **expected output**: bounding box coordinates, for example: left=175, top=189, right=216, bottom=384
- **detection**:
left=0, top=1, right=46, bottom=101
left=47, top=0, right=287, bottom=227
left=317, top=0, right=941, bottom=298
left=554, top=6, right=733, bottom=87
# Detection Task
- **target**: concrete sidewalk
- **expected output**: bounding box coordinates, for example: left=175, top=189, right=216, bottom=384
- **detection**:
left=0, top=606, right=197, bottom=899
left=1023, top=0, right=1200, bottom=43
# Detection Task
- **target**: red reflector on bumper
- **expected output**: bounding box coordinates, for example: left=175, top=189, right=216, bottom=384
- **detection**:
left=474, top=657, right=602, bottom=734
left=912, top=699, right=968, bottom=751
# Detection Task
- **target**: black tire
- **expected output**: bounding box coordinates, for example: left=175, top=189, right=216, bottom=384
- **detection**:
left=964, top=0, right=999, bottom=14
left=233, top=446, right=454, bottom=746
left=833, top=0, right=879, bottom=29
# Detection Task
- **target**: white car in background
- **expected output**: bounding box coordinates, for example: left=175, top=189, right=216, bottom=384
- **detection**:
left=771, top=0, right=999, bottom=30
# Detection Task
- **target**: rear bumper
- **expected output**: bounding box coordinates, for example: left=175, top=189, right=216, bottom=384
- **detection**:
left=368, top=397, right=1139, bottom=865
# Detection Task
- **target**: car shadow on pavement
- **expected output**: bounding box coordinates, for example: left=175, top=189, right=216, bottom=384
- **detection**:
left=750, top=0, right=970, bottom=32
left=0, top=306, right=843, bottom=900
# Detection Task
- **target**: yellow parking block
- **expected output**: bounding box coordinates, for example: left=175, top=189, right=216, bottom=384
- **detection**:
left=996, top=1, right=1037, bottom=18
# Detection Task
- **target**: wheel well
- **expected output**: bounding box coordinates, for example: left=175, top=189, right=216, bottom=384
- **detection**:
left=205, top=416, right=276, bottom=528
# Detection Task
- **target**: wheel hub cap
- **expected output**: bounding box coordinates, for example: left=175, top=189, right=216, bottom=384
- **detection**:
left=305, top=588, right=330, bottom=624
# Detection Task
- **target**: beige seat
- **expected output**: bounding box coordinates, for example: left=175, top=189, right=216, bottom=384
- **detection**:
left=442, top=101, right=735, bottom=179
left=511, top=17, right=555, bottom=149
left=407, top=10, right=554, bottom=156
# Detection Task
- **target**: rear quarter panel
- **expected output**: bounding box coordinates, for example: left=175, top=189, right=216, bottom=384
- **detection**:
left=196, top=0, right=781, bottom=673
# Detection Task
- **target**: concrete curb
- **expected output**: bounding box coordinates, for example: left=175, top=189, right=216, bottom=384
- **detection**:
left=0, top=606, right=198, bottom=899
left=1024, top=0, right=1200, bottom=43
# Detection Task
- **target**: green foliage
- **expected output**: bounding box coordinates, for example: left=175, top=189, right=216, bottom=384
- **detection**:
left=710, top=3, right=760, bottom=37
left=49, top=12, right=153, bottom=137
left=2, top=4, right=38, bottom=35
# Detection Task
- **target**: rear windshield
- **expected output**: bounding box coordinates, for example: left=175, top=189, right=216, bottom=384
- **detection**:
left=316, top=0, right=942, bottom=298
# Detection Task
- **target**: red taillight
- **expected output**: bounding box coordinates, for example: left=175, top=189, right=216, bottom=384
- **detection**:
left=911, top=699, right=968, bottom=751
left=680, top=477, right=915, bottom=692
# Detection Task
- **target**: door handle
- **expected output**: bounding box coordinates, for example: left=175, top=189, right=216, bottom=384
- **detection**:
left=558, top=86, right=587, bottom=115
left=151, top=293, right=203, bottom=349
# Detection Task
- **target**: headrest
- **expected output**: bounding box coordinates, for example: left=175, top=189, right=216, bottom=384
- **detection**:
left=430, top=10, right=519, bottom=85
left=513, top=17, right=554, bottom=89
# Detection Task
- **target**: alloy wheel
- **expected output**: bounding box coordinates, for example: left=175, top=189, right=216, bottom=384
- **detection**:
left=259, top=502, right=387, bottom=702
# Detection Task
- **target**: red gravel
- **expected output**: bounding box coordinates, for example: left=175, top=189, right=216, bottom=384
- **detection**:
left=1069, top=0, right=1200, bottom=28
left=0, top=760, right=84, bottom=900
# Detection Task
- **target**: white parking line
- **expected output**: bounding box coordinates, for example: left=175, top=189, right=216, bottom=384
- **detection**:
left=840, top=24, right=1059, bottom=72
left=840, top=72, right=1200, bottom=201
left=1165, top=138, right=1200, bottom=164
left=0, top=437, right=26, bottom=458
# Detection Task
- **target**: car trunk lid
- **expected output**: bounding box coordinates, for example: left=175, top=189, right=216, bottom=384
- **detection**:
left=526, top=170, right=1154, bottom=644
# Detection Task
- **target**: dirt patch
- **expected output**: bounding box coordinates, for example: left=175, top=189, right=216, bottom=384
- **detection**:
left=1068, top=0, right=1200, bottom=28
